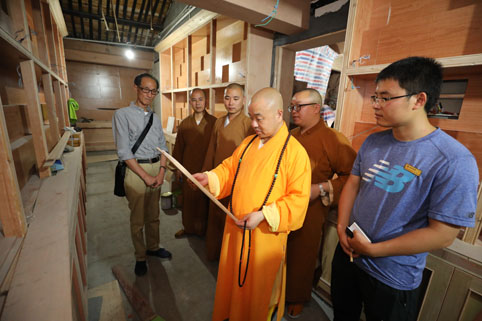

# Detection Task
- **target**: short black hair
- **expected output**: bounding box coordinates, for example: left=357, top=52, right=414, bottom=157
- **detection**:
left=134, top=73, right=159, bottom=89
left=376, top=57, right=443, bottom=113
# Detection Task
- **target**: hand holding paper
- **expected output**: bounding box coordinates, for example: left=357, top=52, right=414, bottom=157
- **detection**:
left=157, top=148, right=236, bottom=221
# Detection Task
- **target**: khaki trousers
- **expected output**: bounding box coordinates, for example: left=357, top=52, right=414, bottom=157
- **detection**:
left=124, top=162, right=161, bottom=261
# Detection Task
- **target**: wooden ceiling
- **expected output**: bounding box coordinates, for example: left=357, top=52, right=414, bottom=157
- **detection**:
left=60, top=0, right=172, bottom=47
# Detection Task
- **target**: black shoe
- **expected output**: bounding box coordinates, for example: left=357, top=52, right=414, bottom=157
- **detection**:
left=134, top=261, right=147, bottom=276
left=146, top=248, right=172, bottom=259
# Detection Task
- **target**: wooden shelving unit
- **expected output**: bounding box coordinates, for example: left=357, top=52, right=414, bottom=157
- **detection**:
left=155, top=11, right=273, bottom=130
left=316, top=1, right=482, bottom=318
left=0, top=1, right=87, bottom=320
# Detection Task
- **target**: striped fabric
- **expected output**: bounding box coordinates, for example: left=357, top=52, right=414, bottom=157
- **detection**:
left=294, top=45, right=338, bottom=97
left=321, top=105, right=336, bottom=127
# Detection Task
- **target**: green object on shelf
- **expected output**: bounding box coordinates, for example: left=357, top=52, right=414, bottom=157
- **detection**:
left=68, top=98, right=79, bottom=124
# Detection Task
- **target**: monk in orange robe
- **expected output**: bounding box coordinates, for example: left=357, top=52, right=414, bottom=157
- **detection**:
left=194, top=88, right=311, bottom=321
left=172, top=88, right=216, bottom=237
left=202, top=83, right=254, bottom=260
left=286, top=88, right=356, bottom=317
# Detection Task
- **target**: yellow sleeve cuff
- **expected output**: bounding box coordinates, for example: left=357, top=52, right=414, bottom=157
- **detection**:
left=321, top=180, right=334, bottom=206
left=262, top=203, right=280, bottom=232
left=205, top=171, right=220, bottom=198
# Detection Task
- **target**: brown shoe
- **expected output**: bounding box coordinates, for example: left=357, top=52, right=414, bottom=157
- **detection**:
left=287, top=303, right=303, bottom=319
left=175, top=229, right=186, bottom=238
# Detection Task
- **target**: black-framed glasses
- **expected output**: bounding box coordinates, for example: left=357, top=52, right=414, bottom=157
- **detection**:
left=370, top=93, right=416, bottom=105
left=138, top=86, right=159, bottom=95
left=288, top=103, right=317, bottom=112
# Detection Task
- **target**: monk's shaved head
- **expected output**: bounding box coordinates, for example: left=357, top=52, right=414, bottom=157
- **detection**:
left=248, top=88, right=284, bottom=142
left=250, top=87, right=283, bottom=112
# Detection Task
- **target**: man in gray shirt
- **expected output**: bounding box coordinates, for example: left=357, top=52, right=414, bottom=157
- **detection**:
left=113, top=73, right=172, bottom=276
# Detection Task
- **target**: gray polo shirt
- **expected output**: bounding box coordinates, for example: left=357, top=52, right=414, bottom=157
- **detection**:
left=112, top=102, right=168, bottom=161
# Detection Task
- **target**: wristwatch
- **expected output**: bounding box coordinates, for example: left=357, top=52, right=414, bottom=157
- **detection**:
left=319, top=183, right=327, bottom=197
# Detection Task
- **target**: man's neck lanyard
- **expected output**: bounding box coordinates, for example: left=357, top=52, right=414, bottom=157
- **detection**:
left=228, top=133, right=291, bottom=287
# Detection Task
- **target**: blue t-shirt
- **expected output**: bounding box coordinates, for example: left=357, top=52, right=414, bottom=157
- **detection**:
left=350, top=128, right=479, bottom=290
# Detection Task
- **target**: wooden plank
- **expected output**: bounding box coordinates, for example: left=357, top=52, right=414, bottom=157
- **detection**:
left=158, top=148, right=236, bottom=221
left=43, top=131, right=71, bottom=167
left=112, top=265, right=164, bottom=321
left=20, top=60, right=50, bottom=178
left=46, top=0, right=68, bottom=37
left=61, top=85, right=70, bottom=127
left=75, top=221, right=87, bottom=287
left=86, top=153, right=118, bottom=164
left=5, top=0, right=31, bottom=52
left=41, top=2, right=58, bottom=72
left=76, top=121, right=112, bottom=129
left=274, top=46, right=295, bottom=125
left=53, top=80, right=66, bottom=129
left=72, top=255, right=87, bottom=321
left=246, top=25, right=273, bottom=104
left=31, top=0, right=50, bottom=66
left=41, top=74, right=61, bottom=142
left=0, top=98, right=27, bottom=238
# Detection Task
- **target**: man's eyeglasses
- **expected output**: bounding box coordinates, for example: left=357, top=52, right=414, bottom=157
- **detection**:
left=288, top=103, right=317, bottom=112
left=370, top=93, right=416, bottom=105
left=138, top=86, right=159, bottom=95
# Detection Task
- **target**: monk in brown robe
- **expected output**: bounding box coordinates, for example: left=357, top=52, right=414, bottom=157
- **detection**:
left=286, top=88, right=356, bottom=317
left=202, top=83, right=254, bottom=260
left=172, top=88, right=216, bottom=237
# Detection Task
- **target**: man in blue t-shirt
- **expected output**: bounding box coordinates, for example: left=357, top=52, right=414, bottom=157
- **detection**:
left=331, top=56, right=479, bottom=321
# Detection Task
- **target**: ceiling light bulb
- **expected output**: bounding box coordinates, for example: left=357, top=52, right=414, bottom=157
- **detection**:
left=125, top=49, right=135, bottom=60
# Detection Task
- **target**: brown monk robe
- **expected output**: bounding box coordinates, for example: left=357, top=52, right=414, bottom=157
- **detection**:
left=201, top=83, right=254, bottom=261
left=172, top=89, right=216, bottom=236
left=286, top=89, right=356, bottom=317
left=202, top=112, right=254, bottom=260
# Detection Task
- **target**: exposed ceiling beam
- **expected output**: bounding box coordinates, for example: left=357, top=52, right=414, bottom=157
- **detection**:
left=176, top=0, right=309, bottom=35
left=127, top=0, right=138, bottom=42
left=77, top=0, right=85, bottom=38
left=133, top=0, right=147, bottom=44
left=97, top=0, right=102, bottom=40
left=62, top=8, right=163, bottom=31
left=88, top=0, right=93, bottom=39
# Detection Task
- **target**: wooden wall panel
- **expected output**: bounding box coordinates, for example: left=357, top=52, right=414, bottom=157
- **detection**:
left=42, top=74, right=61, bottom=142
left=350, top=0, right=482, bottom=66
left=66, top=61, right=149, bottom=122
left=20, top=60, right=49, bottom=178
left=3, top=106, right=29, bottom=142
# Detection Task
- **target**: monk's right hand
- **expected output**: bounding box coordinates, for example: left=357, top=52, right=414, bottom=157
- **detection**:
left=192, top=173, right=208, bottom=187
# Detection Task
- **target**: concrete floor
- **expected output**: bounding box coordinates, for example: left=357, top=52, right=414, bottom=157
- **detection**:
left=86, top=156, right=332, bottom=321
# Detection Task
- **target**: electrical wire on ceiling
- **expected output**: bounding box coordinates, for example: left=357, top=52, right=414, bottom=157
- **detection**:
left=111, top=0, right=121, bottom=41
left=255, top=0, right=279, bottom=27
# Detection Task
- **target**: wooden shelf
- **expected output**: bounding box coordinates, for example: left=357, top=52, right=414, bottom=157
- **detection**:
left=156, top=11, right=272, bottom=128
left=0, top=27, right=67, bottom=85
left=346, top=54, right=482, bottom=77
left=0, top=2, right=85, bottom=320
